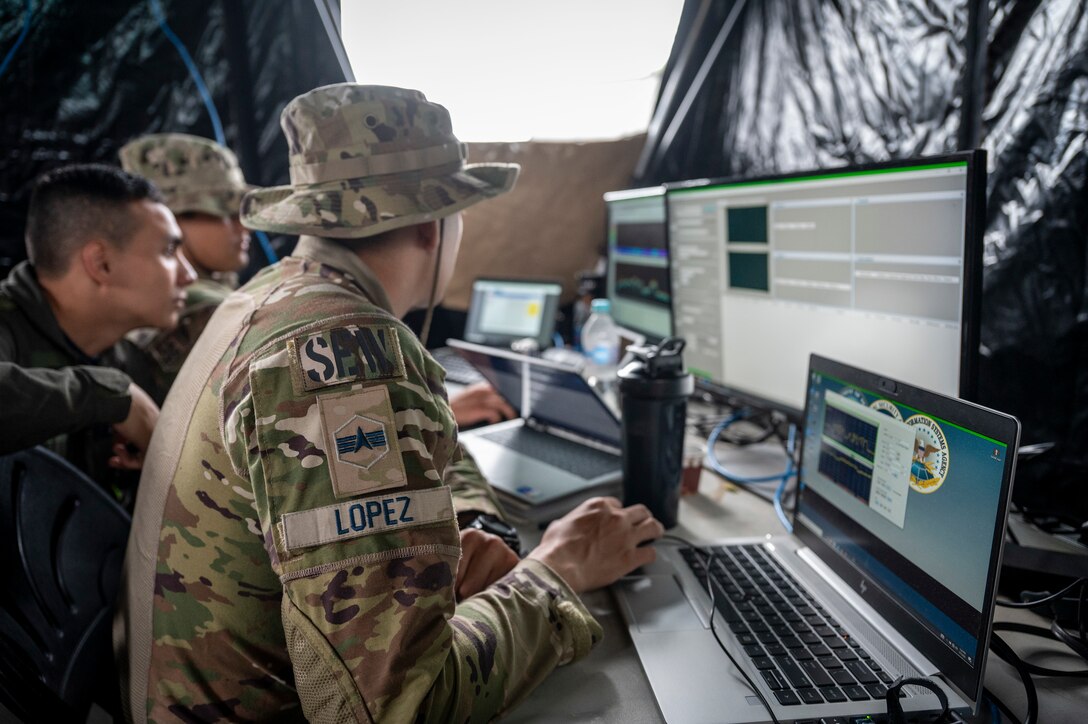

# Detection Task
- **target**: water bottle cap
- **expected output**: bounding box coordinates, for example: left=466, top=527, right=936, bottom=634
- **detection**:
left=590, top=298, right=611, bottom=314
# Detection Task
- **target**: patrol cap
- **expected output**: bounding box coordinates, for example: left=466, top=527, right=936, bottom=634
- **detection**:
left=239, top=83, right=520, bottom=239
left=119, top=133, right=251, bottom=218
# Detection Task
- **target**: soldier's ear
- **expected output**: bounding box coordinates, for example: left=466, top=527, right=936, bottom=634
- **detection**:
left=80, top=238, right=112, bottom=285
left=414, top=220, right=441, bottom=252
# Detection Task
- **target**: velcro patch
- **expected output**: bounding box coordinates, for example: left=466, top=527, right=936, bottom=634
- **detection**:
left=289, top=324, right=404, bottom=392
left=280, top=487, right=454, bottom=552
left=318, top=386, right=407, bottom=498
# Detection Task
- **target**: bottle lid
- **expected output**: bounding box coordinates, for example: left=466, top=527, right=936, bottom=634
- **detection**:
left=590, top=298, right=611, bottom=314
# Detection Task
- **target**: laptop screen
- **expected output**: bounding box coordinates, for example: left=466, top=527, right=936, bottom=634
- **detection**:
left=794, top=355, right=1018, bottom=706
left=449, top=341, right=621, bottom=449
left=464, top=278, right=563, bottom=348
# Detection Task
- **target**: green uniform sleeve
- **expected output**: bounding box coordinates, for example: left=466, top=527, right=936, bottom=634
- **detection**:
left=444, top=442, right=506, bottom=521
left=0, top=358, right=131, bottom=454
left=222, top=319, right=600, bottom=722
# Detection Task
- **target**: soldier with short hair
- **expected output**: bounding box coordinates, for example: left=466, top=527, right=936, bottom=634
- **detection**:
left=119, top=133, right=253, bottom=403
left=118, top=84, right=663, bottom=722
left=0, top=163, right=195, bottom=485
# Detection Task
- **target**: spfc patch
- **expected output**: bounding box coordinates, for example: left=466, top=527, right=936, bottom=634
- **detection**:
left=289, top=323, right=405, bottom=393
left=318, top=386, right=407, bottom=498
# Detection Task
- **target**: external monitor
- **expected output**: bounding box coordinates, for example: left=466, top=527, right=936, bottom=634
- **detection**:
left=463, top=277, right=563, bottom=349
left=604, top=186, right=672, bottom=340
left=666, top=151, right=986, bottom=419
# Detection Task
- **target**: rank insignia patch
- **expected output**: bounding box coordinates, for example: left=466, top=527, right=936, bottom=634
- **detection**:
left=318, top=386, right=407, bottom=498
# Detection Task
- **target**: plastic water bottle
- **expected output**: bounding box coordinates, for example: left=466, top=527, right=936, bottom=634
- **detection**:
left=581, top=298, right=620, bottom=390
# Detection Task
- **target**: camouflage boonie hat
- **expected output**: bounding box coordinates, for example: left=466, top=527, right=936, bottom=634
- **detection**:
left=240, top=83, right=520, bottom=239
left=119, top=133, right=251, bottom=218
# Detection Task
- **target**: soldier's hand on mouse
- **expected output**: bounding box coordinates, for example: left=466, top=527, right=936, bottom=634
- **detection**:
left=528, top=497, right=664, bottom=593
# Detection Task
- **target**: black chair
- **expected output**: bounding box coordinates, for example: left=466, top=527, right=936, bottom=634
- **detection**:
left=0, top=446, right=131, bottom=722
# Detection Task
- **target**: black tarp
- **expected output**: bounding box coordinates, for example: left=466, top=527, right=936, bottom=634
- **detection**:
left=0, top=0, right=347, bottom=278
left=640, top=0, right=1088, bottom=522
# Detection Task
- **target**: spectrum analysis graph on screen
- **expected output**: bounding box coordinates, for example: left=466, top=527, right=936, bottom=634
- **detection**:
left=818, top=401, right=879, bottom=503
left=615, top=262, right=671, bottom=307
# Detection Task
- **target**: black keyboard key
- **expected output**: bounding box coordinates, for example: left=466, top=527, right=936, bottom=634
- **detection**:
left=737, top=633, right=757, bottom=646
left=744, top=644, right=764, bottom=657
left=800, top=632, right=821, bottom=645
left=819, top=686, right=847, bottom=703
left=772, top=624, right=793, bottom=637
left=749, top=621, right=770, bottom=633
left=774, top=658, right=811, bottom=689
left=761, top=669, right=787, bottom=690
left=728, top=621, right=750, bottom=635
left=800, top=660, right=835, bottom=687
left=836, top=649, right=858, bottom=661
left=814, top=625, right=836, bottom=637
left=819, top=655, right=842, bottom=669
left=791, top=621, right=812, bottom=632
left=826, top=637, right=848, bottom=649
left=773, top=690, right=801, bottom=706
left=831, top=669, right=856, bottom=686
left=809, top=644, right=831, bottom=658
left=764, top=643, right=787, bottom=657
left=798, top=688, right=824, bottom=705
left=792, top=648, right=814, bottom=661
left=845, top=660, right=878, bottom=684
left=756, top=631, right=778, bottom=644
left=779, top=636, right=803, bottom=649
left=843, top=685, right=870, bottom=701
left=752, top=656, right=776, bottom=670
left=875, top=671, right=892, bottom=684
left=866, top=683, right=889, bottom=699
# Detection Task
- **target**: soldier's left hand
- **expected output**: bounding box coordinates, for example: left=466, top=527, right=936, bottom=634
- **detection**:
left=449, top=382, right=516, bottom=427
left=456, top=527, right=520, bottom=599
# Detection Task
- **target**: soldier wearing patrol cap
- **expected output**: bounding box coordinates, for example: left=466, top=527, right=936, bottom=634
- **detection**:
left=118, top=133, right=253, bottom=403
left=117, top=84, right=664, bottom=723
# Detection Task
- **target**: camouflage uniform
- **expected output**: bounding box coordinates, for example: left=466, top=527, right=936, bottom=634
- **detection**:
left=119, top=134, right=251, bottom=403
left=118, top=85, right=601, bottom=723
left=0, top=261, right=148, bottom=490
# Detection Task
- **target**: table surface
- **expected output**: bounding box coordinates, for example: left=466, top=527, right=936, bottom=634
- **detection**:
left=503, top=439, right=1088, bottom=724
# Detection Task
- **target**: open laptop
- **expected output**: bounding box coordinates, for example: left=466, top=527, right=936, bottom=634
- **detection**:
left=449, top=339, right=623, bottom=524
left=614, top=354, right=1020, bottom=723
left=432, top=278, right=562, bottom=385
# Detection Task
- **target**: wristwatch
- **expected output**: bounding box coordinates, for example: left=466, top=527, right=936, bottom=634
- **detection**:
left=463, top=513, right=522, bottom=555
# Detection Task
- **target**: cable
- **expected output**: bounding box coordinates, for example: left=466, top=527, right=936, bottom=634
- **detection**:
left=996, top=578, right=1087, bottom=609
left=0, top=0, right=32, bottom=82
left=149, top=0, right=224, bottom=144
left=989, top=633, right=1038, bottom=724
left=704, top=411, right=796, bottom=532
left=658, top=534, right=782, bottom=724
left=148, top=0, right=279, bottom=265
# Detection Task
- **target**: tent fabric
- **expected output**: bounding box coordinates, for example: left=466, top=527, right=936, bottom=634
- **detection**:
left=642, top=0, right=1088, bottom=520
left=0, top=0, right=347, bottom=278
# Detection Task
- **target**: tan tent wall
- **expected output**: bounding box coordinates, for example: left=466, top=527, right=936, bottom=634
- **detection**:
left=445, top=134, right=647, bottom=311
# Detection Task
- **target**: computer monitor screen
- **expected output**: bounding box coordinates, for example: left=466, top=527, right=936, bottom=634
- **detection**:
left=604, top=186, right=672, bottom=340
left=667, top=151, right=985, bottom=418
left=463, top=278, right=562, bottom=348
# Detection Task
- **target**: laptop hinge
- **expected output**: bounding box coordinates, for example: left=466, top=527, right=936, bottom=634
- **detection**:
left=526, top=417, right=622, bottom=456
left=794, top=546, right=940, bottom=677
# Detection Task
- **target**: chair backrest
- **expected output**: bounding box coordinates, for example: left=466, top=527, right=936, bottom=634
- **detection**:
left=0, top=446, right=132, bottom=721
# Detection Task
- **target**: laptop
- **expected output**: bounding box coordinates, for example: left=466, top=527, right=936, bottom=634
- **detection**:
left=432, top=277, right=563, bottom=385
left=449, top=339, right=623, bottom=524
left=614, top=354, right=1020, bottom=723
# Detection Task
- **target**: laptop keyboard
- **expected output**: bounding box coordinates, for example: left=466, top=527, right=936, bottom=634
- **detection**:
left=431, top=347, right=485, bottom=385
left=480, top=426, right=619, bottom=479
left=680, top=544, right=901, bottom=708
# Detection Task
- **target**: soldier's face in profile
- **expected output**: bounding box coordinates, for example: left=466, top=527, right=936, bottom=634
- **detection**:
left=107, top=200, right=195, bottom=330
left=176, top=212, right=250, bottom=274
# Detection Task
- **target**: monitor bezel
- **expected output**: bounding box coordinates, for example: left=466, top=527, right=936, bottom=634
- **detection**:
left=793, top=353, right=1019, bottom=712
left=603, top=185, right=674, bottom=343
left=664, top=150, right=987, bottom=422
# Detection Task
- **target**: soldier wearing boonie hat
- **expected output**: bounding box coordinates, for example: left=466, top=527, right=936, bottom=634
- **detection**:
left=117, top=83, right=663, bottom=722
left=118, top=133, right=254, bottom=402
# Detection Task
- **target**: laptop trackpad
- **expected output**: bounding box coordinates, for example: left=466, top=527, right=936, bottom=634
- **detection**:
left=616, top=575, right=704, bottom=632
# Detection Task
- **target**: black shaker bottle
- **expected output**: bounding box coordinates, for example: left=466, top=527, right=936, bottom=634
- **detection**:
left=617, top=337, right=694, bottom=528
